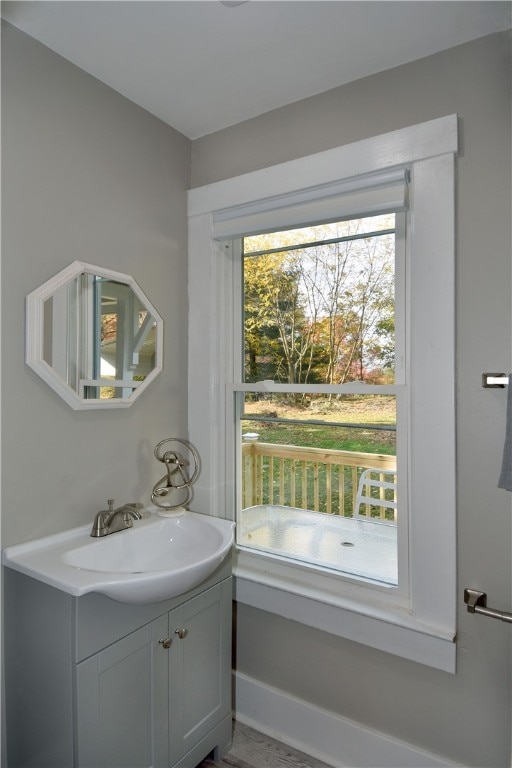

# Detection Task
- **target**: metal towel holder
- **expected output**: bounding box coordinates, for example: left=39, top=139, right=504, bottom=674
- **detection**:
left=467, top=373, right=512, bottom=622
left=464, top=589, right=512, bottom=624
left=464, top=377, right=512, bottom=622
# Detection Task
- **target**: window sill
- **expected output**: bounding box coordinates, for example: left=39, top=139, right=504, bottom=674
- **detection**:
left=233, top=547, right=456, bottom=673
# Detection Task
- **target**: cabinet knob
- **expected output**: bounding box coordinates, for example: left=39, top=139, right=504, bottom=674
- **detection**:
left=174, top=627, right=188, bottom=640
left=158, top=637, right=172, bottom=649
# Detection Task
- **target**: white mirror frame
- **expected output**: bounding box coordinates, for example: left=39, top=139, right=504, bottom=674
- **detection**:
left=26, top=261, right=163, bottom=410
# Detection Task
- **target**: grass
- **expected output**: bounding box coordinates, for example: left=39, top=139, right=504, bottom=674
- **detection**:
left=242, top=395, right=396, bottom=455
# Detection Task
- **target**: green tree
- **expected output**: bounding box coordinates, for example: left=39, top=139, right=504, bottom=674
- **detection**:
left=242, top=216, right=395, bottom=387
left=244, top=250, right=313, bottom=383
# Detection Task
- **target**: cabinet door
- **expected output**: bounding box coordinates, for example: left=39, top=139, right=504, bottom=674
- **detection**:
left=76, top=614, right=169, bottom=768
left=168, top=580, right=232, bottom=766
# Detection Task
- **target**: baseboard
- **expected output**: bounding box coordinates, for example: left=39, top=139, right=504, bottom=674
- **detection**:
left=233, top=671, right=461, bottom=768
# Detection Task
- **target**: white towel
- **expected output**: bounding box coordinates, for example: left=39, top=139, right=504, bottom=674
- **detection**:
left=498, top=375, right=512, bottom=491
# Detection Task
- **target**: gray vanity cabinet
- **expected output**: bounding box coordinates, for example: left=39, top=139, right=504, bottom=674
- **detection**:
left=75, top=614, right=169, bottom=768
left=75, top=582, right=232, bottom=768
left=4, top=563, right=233, bottom=768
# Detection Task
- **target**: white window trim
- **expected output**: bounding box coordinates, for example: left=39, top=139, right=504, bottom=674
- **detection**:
left=188, top=115, right=457, bottom=672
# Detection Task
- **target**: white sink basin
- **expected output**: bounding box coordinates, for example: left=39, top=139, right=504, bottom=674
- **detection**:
left=2, top=509, right=235, bottom=604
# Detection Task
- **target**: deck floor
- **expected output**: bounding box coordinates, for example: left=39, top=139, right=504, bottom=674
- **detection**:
left=196, top=721, right=333, bottom=768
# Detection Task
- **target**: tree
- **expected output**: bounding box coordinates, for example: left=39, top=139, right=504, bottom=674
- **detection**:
left=242, top=215, right=396, bottom=387
left=244, top=250, right=312, bottom=383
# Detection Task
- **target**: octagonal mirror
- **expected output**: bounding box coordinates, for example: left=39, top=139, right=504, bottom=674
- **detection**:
left=26, top=261, right=163, bottom=409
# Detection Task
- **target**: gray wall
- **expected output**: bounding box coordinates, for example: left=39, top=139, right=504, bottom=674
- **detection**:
left=1, top=22, right=190, bottom=546
left=192, top=32, right=512, bottom=767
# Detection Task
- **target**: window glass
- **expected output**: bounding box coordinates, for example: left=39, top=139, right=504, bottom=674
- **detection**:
left=243, top=214, right=395, bottom=254
left=238, top=214, right=400, bottom=586
left=243, top=214, right=396, bottom=384
left=238, top=392, right=397, bottom=584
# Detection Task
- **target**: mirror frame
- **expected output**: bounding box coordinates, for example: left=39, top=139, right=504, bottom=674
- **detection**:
left=26, top=261, right=164, bottom=409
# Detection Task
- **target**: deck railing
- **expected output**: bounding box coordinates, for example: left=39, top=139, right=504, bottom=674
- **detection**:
left=242, top=440, right=396, bottom=518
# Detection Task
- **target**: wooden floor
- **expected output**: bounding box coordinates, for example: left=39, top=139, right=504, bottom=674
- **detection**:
left=196, top=721, right=333, bottom=768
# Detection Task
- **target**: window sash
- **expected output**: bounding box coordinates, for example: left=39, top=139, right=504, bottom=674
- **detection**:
left=232, top=385, right=408, bottom=596
left=236, top=212, right=406, bottom=387
left=229, top=208, right=408, bottom=595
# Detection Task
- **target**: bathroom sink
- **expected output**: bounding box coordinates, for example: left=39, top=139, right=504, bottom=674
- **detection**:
left=2, top=509, right=235, bottom=604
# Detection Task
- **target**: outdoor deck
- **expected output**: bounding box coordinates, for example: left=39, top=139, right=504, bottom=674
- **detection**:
left=238, top=504, right=397, bottom=584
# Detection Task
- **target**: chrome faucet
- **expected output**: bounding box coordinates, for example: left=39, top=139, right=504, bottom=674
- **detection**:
left=90, top=500, right=144, bottom=538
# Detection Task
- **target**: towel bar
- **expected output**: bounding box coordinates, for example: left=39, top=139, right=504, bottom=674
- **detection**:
left=482, top=373, right=509, bottom=388
left=464, top=588, right=512, bottom=623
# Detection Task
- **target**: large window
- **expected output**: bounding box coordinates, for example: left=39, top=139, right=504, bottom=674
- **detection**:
left=236, top=213, right=404, bottom=589
left=188, top=115, right=457, bottom=671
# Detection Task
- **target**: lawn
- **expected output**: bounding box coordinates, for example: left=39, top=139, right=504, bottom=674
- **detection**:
left=242, top=395, right=396, bottom=455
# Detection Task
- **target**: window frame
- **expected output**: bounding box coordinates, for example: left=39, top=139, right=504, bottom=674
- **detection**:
left=188, top=115, right=457, bottom=671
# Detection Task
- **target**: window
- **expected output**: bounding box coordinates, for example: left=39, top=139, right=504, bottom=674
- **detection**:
left=235, top=212, right=403, bottom=589
left=188, top=115, right=457, bottom=671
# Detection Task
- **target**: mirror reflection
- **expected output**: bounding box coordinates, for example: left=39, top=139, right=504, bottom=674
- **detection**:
left=27, top=262, right=163, bottom=409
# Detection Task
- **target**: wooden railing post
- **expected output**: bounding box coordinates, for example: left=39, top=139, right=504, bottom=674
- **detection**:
left=242, top=433, right=260, bottom=507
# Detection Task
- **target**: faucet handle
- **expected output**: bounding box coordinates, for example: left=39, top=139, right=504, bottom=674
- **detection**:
left=90, top=499, right=115, bottom=537
left=123, top=502, right=144, bottom=519
left=91, top=511, right=108, bottom=538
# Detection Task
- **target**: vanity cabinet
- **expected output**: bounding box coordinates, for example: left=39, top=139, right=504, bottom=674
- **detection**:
left=4, top=561, right=232, bottom=768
